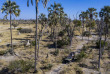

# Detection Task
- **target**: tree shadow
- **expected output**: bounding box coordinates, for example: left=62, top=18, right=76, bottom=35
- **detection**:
left=13, top=38, right=29, bottom=41
left=42, top=39, right=51, bottom=42
left=0, top=68, right=12, bottom=74
left=78, top=61, right=98, bottom=70
left=89, top=46, right=97, bottom=49
left=25, top=35, right=35, bottom=39
left=45, top=43, right=55, bottom=49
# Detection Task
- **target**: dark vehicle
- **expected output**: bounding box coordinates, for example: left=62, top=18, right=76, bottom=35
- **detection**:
left=64, top=52, right=75, bottom=63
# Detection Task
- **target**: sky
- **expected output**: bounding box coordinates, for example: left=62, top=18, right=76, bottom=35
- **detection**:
left=0, top=0, right=110, bottom=20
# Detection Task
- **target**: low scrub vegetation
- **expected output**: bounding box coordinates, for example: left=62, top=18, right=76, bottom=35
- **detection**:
left=74, top=67, right=83, bottom=74
left=0, top=50, right=7, bottom=55
left=96, top=40, right=107, bottom=48
left=17, top=27, right=22, bottom=31
left=76, top=51, right=87, bottom=62
left=55, top=38, right=70, bottom=48
left=41, top=64, right=53, bottom=70
left=19, top=28, right=32, bottom=33
left=8, top=60, right=34, bottom=73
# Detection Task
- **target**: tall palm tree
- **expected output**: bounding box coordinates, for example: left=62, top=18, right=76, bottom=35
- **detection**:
left=27, top=0, right=49, bottom=72
left=98, top=11, right=104, bottom=73
left=48, top=2, right=63, bottom=51
left=86, top=8, right=97, bottom=20
left=38, top=13, right=47, bottom=58
left=1, top=0, right=20, bottom=55
left=86, top=8, right=98, bottom=40
left=39, top=13, right=47, bottom=35
left=59, top=7, right=64, bottom=24
left=79, top=11, right=88, bottom=40
left=101, top=6, right=110, bottom=53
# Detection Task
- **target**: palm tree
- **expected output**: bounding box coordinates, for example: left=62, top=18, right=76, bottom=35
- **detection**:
left=39, top=13, right=47, bottom=36
left=27, top=0, right=49, bottom=72
left=1, top=0, right=20, bottom=55
left=48, top=2, right=63, bottom=51
left=86, top=8, right=98, bottom=40
left=98, top=11, right=104, bottom=73
left=59, top=7, right=64, bottom=24
left=38, top=13, right=47, bottom=58
left=79, top=11, right=88, bottom=40
left=101, top=6, right=110, bottom=53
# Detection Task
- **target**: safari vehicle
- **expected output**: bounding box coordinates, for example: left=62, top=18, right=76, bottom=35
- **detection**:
left=64, top=52, right=76, bottom=63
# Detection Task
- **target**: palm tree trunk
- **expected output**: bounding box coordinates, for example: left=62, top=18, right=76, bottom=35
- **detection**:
left=102, top=23, right=107, bottom=53
left=55, top=25, right=57, bottom=51
left=82, top=19, right=84, bottom=40
left=98, top=18, right=102, bottom=73
left=88, top=27, right=90, bottom=41
left=34, top=1, right=38, bottom=72
left=10, top=13, right=13, bottom=55
left=53, top=27, right=55, bottom=41
left=37, top=29, right=40, bottom=58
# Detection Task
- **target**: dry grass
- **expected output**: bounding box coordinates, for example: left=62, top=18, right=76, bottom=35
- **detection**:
left=0, top=22, right=110, bottom=73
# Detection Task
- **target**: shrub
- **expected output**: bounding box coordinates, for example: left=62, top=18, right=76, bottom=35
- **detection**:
left=56, top=38, right=70, bottom=48
left=8, top=60, right=34, bottom=73
left=0, top=50, right=7, bottom=55
left=58, top=30, right=66, bottom=37
left=76, top=51, right=87, bottom=61
left=12, top=23, right=19, bottom=29
left=31, top=41, right=35, bottom=46
left=96, top=40, right=107, bottom=48
left=17, top=27, right=22, bottom=31
left=74, top=67, right=83, bottom=74
left=82, top=31, right=91, bottom=36
left=41, top=64, right=53, bottom=70
left=19, top=28, right=32, bottom=33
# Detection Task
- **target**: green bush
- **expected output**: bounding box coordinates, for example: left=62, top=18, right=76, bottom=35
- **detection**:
left=82, top=31, right=91, bottom=36
left=12, top=23, right=19, bottom=29
left=19, top=28, right=32, bottom=33
left=58, top=30, right=66, bottom=37
left=56, top=39, right=70, bottom=48
left=76, top=51, right=87, bottom=61
left=96, top=40, right=107, bottom=48
left=17, top=27, right=22, bottom=31
left=8, top=60, right=34, bottom=73
left=31, top=41, right=35, bottom=46
left=0, top=50, right=7, bottom=55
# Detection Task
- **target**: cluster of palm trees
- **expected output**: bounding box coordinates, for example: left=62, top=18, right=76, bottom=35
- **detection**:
left=1, top=0, right=110, bottom=73
left=79, top=7, right=110, bottom=72
left=48, top=2, right=67, bottom=50
left=1, top=0, right=49, bottom=72
left=79, top=8, right=98, bottom=40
